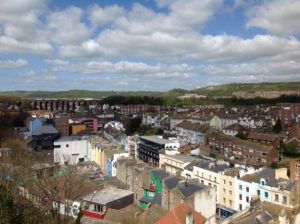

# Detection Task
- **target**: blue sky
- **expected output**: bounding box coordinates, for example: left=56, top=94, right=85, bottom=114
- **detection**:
left=0, top=0, right=300, bottom=91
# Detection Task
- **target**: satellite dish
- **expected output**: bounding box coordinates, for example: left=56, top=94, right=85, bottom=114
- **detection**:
left=71, top=201, right=81, bottom=218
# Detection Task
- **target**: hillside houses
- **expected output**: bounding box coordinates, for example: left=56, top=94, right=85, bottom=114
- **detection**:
left=176, top=120, right=211, bottom=145
left=208, top=133, right=278, bottom=166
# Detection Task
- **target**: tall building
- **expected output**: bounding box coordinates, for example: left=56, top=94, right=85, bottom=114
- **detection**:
left=138, top=136, right=179, bottom=166
left=290, top=159, right=300, bottom=181
left=54, top=117, right=69, bottom=136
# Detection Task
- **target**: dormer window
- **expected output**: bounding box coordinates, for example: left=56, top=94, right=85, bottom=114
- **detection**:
left=261, top=179, right=265, bottom=185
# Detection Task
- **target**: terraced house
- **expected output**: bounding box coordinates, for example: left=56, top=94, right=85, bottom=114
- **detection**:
left=208, top=133, right=278, bottom=166
left=176, top=120, right=211, bottom=145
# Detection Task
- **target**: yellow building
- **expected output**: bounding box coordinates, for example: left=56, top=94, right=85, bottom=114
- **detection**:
left=71, top=124, right=87, bottom=135
left=218, top=168, right=239, bottom=217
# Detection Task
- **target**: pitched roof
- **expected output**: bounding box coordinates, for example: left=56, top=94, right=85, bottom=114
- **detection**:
left=136, top=204, right=168, bottom=224
left=32, top=124, right=58, bottom=135
left=177, top=182, right=206, bottom=197
left=248, top=132, right=278, bottom=142
left=176, top=120, right=210, bottom=133
left=223, top=123, right=247, bottom=131
left=155, top=203, right=206, bottom=224
left=164, top=176, right=184, bottom=190
left=151, top=169, right=170, bottom=180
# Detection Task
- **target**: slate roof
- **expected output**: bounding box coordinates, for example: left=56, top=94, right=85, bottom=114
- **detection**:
left=195, top=161, right=230, bottom=173
left=177, top=182, right=206, bottom=197
left=151, top=169, right=170, bottom=180
left=254, top=168, right=295, bottom=190
left=32, top=125, right=58, bottom=135
left=164, top=176, right=184, bottom=190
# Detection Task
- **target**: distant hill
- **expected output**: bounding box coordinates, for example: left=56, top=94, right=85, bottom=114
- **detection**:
left=192, top=82, right=300, bottom=98
left=1, top=82, right=300, bottom=99
left=0, top=90, right=164, bottom=99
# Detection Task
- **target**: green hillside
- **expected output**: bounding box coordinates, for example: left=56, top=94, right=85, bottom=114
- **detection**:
left=192, top=82, right=300, bottom=97
left=1, top=82, right=300, bottom=100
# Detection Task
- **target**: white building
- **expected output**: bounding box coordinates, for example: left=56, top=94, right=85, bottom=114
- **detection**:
left=54, top=136, right=90, bottom=165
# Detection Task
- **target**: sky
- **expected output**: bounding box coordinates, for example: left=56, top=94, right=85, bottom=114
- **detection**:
left=0, top=0, right=300, bottom=91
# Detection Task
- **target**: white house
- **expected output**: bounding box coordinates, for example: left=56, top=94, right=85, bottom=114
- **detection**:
left=54, top=136, right=90, bottom=165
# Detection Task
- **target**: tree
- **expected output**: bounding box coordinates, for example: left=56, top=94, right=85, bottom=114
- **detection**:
left=235, top=133, right=247, bottom=140
left=273, top=119, right=282, bottom=133
left=125, top=117, right=142, bottom=135
left=144, top=128, right=164, bottom=136
left=283, top=142, right=299, bottom=155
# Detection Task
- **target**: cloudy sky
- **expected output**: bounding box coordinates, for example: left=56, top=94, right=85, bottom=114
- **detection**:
left=0, top=0, right=300, bottom=91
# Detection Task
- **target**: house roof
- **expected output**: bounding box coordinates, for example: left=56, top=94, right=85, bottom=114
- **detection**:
left=247, top=132, right=278, bottom=142
left=151, top=169, right=170, bottom=180
left=155, top=203, right=206, bottom=224
left=223, top=123, right=247, bottom=131
left=140, top=136, right=176, bottom=145
left=164, top=176, right=184, bottom=190
left=82, top=187, right=134, bottom=204
left=32, top=125, right=59, bottom=135
left=136, top=204, right=168, bottom=224
left=176, top=120, right=210, bottom=133
left=209, top=133, right=274, bottom=152
left=177, top=182, right=206, bottom=197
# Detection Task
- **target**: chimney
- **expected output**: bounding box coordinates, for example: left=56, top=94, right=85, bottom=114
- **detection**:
left=186, top=212, right=194, bottom=224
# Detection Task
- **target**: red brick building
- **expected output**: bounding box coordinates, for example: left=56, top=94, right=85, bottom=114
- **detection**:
left=208, top=133, right=278, bottom=166
left=277, top=103, right=300, bottom=128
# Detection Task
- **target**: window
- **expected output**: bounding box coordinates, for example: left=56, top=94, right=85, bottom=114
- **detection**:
left=54, top=145, right=61, bottom=148
left=275, top=194, right=279, bottom=202
left=261, top=180, right=265, bottom=185
left=239, top=194, right=242, bottom=200
left=202, top=172, right=204, bottom=177
left=201, top=180, right=204, bottom=184
left=246, top=196, right=249, bottom=202
left=223, top=180, right=226, bottom=184
left=239, top=204, right=242, bottom=211
left=229, top=181, right=232, bottom=186
left=239, top=185, right=242, bottom=190
left=257, top=190, right=260, bottom=196
left=229, top=200, right=232, bottom=206
left=223, top=188, right=226, bottom=193
left=229, top=190, right=232, bottom=195
left=265, top=192, right=268, bottom=198
left=94, top=204, right=102, bottom=212
left=223, top=198, right=226, bottom=203
left=214, top=177, right=217, bottom=182
left=283, top=196, right=287, bottom=204
left=246, top=187, right=249, bottom=193
left=66, top=144, right=69, bottom=148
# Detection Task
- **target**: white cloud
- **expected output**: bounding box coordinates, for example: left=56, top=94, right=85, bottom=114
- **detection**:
left=88, top=4, right=126, bottom=26
left=46, top=6, right=91, bottom=45
left=0, top=59, right=28, bottom=69
left=51, top=60, right=194, bottom=80
left=0, top=0, right=53, bottom=55
left=246, top=0, right=300, bottom=35
left=44, top=59, right=69, bottom=66
left=18, top=70, right=57, bottom=85
left=0, top=36, right=53, bottom=55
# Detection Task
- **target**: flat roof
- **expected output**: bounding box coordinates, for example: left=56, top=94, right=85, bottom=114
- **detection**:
left=82, top=187, right=134, bottom=204
left=140, top=136, right=176, bottom=145
left=55, top=136, right=84, bottom=142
